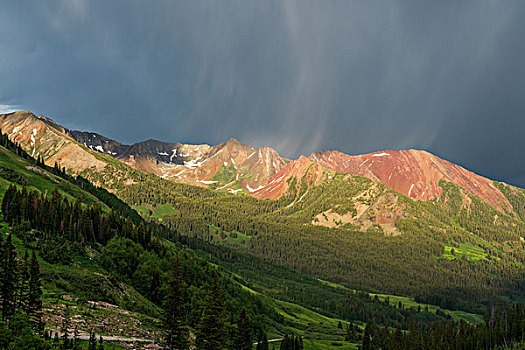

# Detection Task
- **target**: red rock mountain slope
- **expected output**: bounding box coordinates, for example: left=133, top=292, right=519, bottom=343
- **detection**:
left=252, top=156, right=328, bottom=200
left=310, top=149, right=512, bottom=213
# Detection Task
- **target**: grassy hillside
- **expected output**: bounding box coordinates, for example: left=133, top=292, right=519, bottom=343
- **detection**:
left=0, top=146, right=108, bottom=210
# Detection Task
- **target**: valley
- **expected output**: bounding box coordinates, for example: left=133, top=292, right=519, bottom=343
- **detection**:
left=1, top=110, right=525, bottom=348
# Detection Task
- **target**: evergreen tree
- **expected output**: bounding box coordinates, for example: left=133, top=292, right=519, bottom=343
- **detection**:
left=15, top=250, right=30, bottom=314
left=390, top=324, right=403, bottom=350
left=262, top=333, right=269, bottom=350
left=195, top=274, right=228, bottom=350
left=256, top=332, right=269, bottom=350
left=163, top=256, right=189, bottom=350
left=73, top=326, right=80, bottom=350
left=88, top=330, right=97, bottom=350
left=362, top=322, right=372, bottom=350
left=294, top=336, right=301, bottom=350
left=0, top=234, right=16, bottom=321
left=61, top=304, right=71, bottom=349
left=279, top=334, right=292, bottom=350
left=27, top=250, right=42, bottom=326
left=234, top=309, right=252, bottom=350
left=98, top=336, right=104, bottom=350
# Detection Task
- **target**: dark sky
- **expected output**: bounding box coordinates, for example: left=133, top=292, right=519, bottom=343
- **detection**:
left=1, top=1, right=525, bottom=187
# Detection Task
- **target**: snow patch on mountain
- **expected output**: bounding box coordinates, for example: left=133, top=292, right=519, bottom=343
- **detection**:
left=170, top=149, right=177, bottom=162
left=184, top=158, right=205, bottom=168
left=196, top=180, right=218, bottom=184
left=246, top=185, right=264, bottom=192
left=372, top=152, right=390, bottom=157
left=408, top=184, right=415, bottom=198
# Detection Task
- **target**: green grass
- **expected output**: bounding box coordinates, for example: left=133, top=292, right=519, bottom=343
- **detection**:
left=255, top=339, right=358, bottom=350
left=317, top=278, right=483, bottom=324
left=208, top=224, right=252, bottom=247
left=302, top=339, right=359, bottom=349
left=211, top=163, right=237, bottom=185
left=0, top=147, right=109, bottom=210
left=369, top=292, right=483, bottom=324
left=131, top=203, right=179, bottom=221
left=442, top=242, right=487, bottom=261
left=76, top=340, right=126, bottom=349
left=228, top=272, right=349, bottom=340
left=271, top=299, right=349, bottom=339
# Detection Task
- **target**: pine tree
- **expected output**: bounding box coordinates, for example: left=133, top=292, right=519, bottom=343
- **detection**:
left=280, top=334, right=291, bottom=350
left=1, top=185, right=14, bottom=221
left=62, top=303, right=71, bottom=349
left=261, top=333, right=269, bottom=350
left=73, top=326, right=80, bottom=350
left=234, top=309, right=252, bottom=350
left=16, top=250, right=30, bottom=314
left=362, top=322, right=372, bottom=350
left=163, top=256, right=189, bottom=350
left=256, top=332, right=269, bottom=350
left=0, top=234, right=17, bottom=321
left=98, top=336, right=104, bottom=350
left=195, top=274, right=228, bottom=350
left=88, top=330, right=97, bottom=350
left=27, top=250, right=42, bottom=327
left=294, top=336, right=300, bottom=350
left=390, top=324, right=403, bottom=350
left=297, top=336, right=304, bottom=350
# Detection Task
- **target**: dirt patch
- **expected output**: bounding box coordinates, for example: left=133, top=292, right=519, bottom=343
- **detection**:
left=312, top=186, right=403, bottom=236
left=43, top=298, right=162, bottom=345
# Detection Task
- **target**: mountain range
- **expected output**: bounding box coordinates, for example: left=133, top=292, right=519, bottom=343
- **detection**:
left=0, top=110, right=517, bottom=217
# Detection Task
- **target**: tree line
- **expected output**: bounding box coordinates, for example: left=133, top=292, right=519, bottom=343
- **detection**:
left=0, top=232, right=44, bottom=348
left=363, top=303, right=525, bottom=349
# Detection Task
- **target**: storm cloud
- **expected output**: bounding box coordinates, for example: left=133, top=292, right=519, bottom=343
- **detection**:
left=1, top=1, right=525, bottom=186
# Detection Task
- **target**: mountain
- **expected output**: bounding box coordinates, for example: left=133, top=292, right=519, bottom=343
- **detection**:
left=252, top=148, right=515, bottom=215
left=0, top=111, right=108, bottom=171
left=251, top=155, right=328, bottom=200
left=0, top=111, right=520, bottom=217
left=67, top=129, right=130, bottom=156
left=310, top=149, right=513, bottom=214
left=111, top=137, right=286, bottom=192
left=0, top=111, right=286, bottom=193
